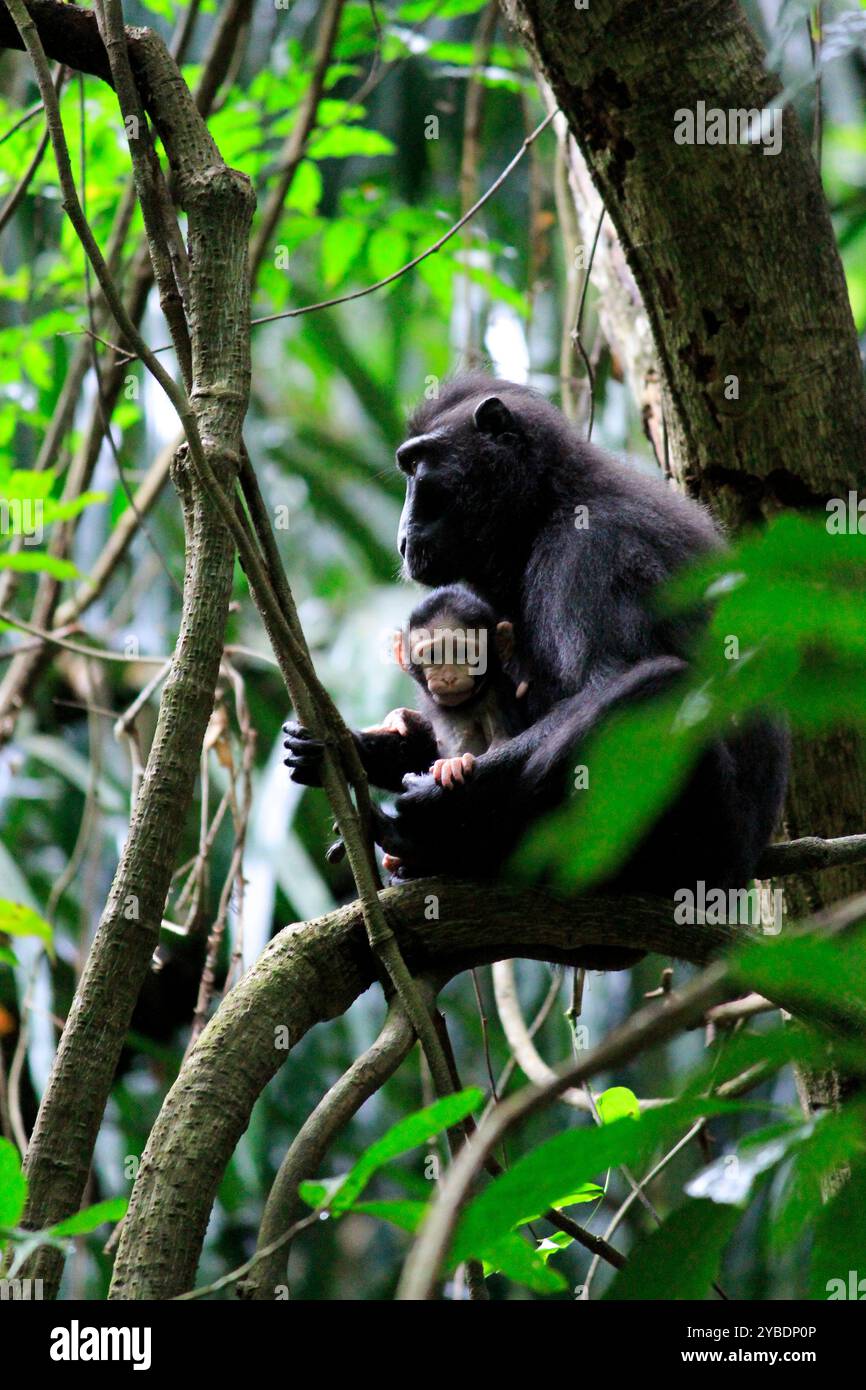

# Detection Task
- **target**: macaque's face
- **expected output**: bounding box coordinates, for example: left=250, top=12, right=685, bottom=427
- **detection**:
left=414, top=628, right=478, bottom=707
left=394, top=610, right=514, bottom=708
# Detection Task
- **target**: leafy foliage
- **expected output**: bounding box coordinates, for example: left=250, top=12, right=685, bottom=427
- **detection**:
left=0, top=0, right=864, bottom=1303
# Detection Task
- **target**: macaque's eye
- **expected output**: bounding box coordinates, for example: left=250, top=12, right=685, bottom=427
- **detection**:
left=396, top=433, right=442, bottom=476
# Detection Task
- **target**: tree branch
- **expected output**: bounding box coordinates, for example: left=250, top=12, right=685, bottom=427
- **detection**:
left=107, top=883, right=742, bottom=1299
left=757, top=833, right=866, bottom=878
left=7, top=1, right=255, bottom=1300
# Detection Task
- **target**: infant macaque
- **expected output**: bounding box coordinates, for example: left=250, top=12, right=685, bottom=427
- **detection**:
left=385, top=582, right=526, bottom=790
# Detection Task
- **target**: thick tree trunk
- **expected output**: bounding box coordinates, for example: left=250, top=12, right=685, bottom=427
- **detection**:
left=0, top=2, right=255, bottom=1295
left=505, top=0, right=866, bottom=922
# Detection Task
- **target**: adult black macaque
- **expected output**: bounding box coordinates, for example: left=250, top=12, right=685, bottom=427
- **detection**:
left=285, top=375, right=788, bottom=915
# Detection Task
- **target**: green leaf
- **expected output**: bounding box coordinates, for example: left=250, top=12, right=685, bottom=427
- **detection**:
left=0, top=468, right=55, bottom=500
left=596, top=1086, right=640, bottom=1124
left=42, top=490, right=106, bottom=525
left=0, top=944, right=18, bottom=966
left=0, top=1137, right=26, bottom=1228
left=286, top=160, right=323, bottom=215
left=355, top=1197, right=567, bottom=1292
left=537, top=1231, right=573, bottom=1263
left=603, top=1200, right=741, bottom=1300
left=367, top=227, right=409, bottom=281
left=300, top=1088, right=483, bottom=1214
left=771, top=1104, right=866, bottom=1252
left=682, top=1021, right=835, bottom=1098
left=512, top=1183, right=603, bottom=1227
left=396, top=0, right=489, bottom=18
left=307, top=127, right=395, bottom=160
left=139, top=0, right=175, bottom=18
left=511, top=692, right=697, bottom=891
left=49, top=1197, right=128, bottom=1238
left=481, top=1231, right=568, bottom=1293
left=0, top=552, right=78, bottom=578
left=320, top=218, right=367, bottom=287
left=810, top=1156, right=866, bottom=1300
left=464, top=264, right=530, bottom=318
left=730, top=929, right=866, bottom=1030
left=685, top=1121, right=808, bottom=1206
left=451, top=1099, right=741, bottom=1267
left=352, top=1198, right=426, bottom=1233
left=296, top=1176, right=344, bottom=1209
left=0, top=900, right=54, bottom=959
left=19, top=733, right=126, bottom=814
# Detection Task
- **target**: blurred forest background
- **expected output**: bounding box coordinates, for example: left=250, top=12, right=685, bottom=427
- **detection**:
left=1, top=0, right=866, bottom=1300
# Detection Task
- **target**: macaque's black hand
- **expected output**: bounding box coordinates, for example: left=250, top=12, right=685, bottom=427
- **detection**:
left=372, top=774, right=457, bottom=876
left=282, top=721, right=325, bottom=787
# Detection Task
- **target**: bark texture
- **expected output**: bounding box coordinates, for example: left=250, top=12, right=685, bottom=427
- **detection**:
left=0, top=2, right=255, bottom=1295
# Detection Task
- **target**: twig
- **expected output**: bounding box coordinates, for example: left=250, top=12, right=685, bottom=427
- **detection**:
left=249, top=109, right=557, bottom=330
left=571, top=204, right=604, bottom=440
left=185, top=660, right=255, bottom=1047
left=174, top=1212, right=321, bottom=1301
left=240, top=992, right=422, bottom=1299
left=584, top=1120, right=704, bottom=1296
left=0, top=63, right=62, bottom=235
left=492, top=959, right=590, bottom=1110
left=457, top=0, right=498, bottom=365
left=397, top=961, right=733, bottom=1299
left=76, top=60, right=182, bottom=596
left=53, top=438, right=178, bottom=628
left=248, top=0, right=346, bottom=277
left=0, top=609, right=170, bottom=664
left=757, top=832, right=866, bottom=877
left=0, top=95, right=43, bottom=144
left=397, top=883, right=866, bottom=1299
left=471, top=969, right=498, bottom=1102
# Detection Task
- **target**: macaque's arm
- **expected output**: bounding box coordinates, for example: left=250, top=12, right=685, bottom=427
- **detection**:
left=284, top=707, right=437, bottom=794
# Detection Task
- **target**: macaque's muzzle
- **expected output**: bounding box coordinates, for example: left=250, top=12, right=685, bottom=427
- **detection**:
left=425, top=665, right=478, bottom=705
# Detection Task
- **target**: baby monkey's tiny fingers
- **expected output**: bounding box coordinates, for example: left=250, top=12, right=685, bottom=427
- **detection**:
left=431, top=753, right=476, bottom=788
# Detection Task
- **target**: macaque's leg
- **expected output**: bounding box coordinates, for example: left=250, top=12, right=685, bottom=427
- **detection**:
left=430, top=752, right=476, bottom=789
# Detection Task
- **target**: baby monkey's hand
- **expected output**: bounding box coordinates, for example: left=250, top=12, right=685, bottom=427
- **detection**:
left=363, top=707, right=428, bottom=737
left=430, top=752, right=476, bottom=789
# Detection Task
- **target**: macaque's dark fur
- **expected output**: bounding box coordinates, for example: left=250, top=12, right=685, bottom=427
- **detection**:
left=286, top=374, right=789, bottom=954
left=402, top=583, right=525, bottom=761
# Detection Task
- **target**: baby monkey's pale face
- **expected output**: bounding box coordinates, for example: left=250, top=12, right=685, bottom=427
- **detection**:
left=394, top=608, right=514, bottom=707
left=415, top=633, right=478, bottom=707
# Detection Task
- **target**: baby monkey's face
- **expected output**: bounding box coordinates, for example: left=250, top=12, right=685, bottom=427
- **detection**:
left=413, top=629, right=482, bottom=707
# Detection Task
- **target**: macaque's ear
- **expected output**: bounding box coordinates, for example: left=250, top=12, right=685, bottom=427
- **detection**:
left=393, top=628, right=411, bottom=671
left=473, top=396, right=516, bottom=437
left=495, top=620, right=514, bottom=662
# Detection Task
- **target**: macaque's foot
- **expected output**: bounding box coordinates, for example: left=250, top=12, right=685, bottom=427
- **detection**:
left=430, top=753, right=476, bottom=788
left=362, top=707, right=427, bottom=737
